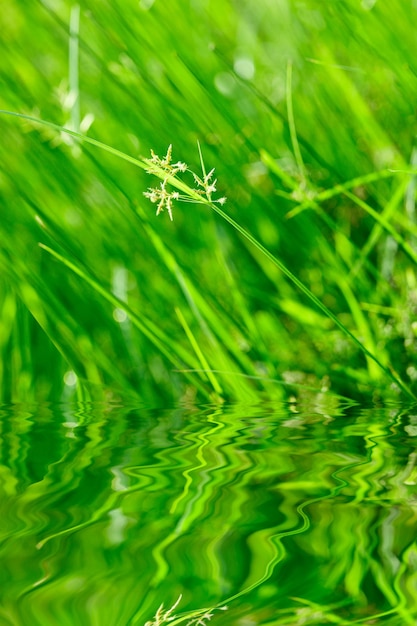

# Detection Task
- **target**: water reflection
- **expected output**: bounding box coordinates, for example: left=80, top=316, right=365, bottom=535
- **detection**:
left=0, top=401, right=416, bottom=625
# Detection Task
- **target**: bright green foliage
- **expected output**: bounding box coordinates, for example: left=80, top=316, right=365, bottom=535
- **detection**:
left=1, top=1, right=417, bottom=403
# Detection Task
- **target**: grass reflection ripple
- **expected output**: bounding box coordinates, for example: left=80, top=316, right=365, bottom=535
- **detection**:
left=0, top=402, right=416, bottom=625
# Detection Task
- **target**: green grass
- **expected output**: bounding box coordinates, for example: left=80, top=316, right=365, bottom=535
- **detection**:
left=1, top=0, right=417, bottom=404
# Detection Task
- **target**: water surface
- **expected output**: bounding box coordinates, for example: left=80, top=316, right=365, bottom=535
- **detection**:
left=1, top=401, right=416, bottom=625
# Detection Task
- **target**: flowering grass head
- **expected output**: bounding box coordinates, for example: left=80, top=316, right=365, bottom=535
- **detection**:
left=143, top=144, right=226, bottom=221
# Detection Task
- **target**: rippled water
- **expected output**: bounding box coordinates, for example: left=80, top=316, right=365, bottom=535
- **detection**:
left=1, top=400, right=417, bottom=625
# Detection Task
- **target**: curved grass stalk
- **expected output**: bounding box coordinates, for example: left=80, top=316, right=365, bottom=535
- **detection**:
left=0, top=110, right=197, bottom=197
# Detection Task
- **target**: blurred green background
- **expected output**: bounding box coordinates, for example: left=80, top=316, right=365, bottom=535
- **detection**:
left=1, top=0, right=417, bottom=404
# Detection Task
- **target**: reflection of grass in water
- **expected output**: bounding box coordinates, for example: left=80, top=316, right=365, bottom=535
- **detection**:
left=132, top=408, right=417, bottom=626
left=142, top=594, right=228, bottom=626
left=2, top=405, right=417, bottom=624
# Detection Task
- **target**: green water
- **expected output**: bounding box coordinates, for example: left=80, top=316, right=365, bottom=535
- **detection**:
left=1, top=401, right=417, bottom=625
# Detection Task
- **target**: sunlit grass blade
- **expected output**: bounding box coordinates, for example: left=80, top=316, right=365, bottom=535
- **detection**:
left=175, top=306, right=223, bottom=396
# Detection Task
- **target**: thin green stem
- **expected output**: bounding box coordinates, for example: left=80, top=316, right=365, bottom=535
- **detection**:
left=207, top=201, right=415, bottom=399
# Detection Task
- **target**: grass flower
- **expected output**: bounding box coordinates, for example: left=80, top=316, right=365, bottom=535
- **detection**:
left=145, top=144, right=188, bottom=177
left=144, top=594, right=182, bottom=626
left=143, top=180, right=180, bottom=221
left=143, top=145, right=226, bottom=220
